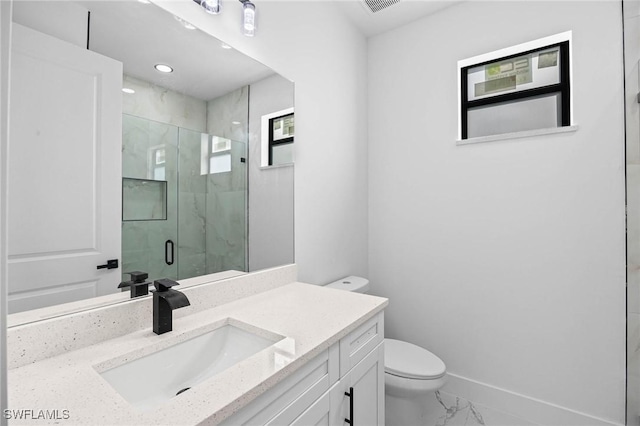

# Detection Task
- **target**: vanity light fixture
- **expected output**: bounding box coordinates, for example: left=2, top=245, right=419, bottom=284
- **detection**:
left=240, top=0, right=256, bottom=37
left=191, top=0, right=257, bottom=37
left=122, top=88, right=136, bottom=94
left=154, top=64, right=173, bottom=73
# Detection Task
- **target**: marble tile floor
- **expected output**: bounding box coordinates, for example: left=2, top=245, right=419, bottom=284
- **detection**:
left=411, top=391, right=538, bottom=426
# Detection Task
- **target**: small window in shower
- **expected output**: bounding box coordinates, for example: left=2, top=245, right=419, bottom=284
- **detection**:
left=149, top=145, right=166, bottom=181
left=458, top=32, right=572, bottom=141
left=201, top=135, right=232, bottom=175
left=209, top=153, right=231, bottom=174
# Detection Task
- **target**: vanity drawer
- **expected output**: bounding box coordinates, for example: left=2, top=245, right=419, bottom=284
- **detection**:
left=221, top=343, right=339, bottom=426
left=339, top=312, right=384, bottom=377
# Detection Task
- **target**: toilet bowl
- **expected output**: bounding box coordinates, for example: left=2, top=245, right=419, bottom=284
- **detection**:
left=325, top=276, right=447, bottom=425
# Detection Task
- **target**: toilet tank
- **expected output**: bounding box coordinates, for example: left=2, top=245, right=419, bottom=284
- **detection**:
left=325, top=276, right=370, bottom=293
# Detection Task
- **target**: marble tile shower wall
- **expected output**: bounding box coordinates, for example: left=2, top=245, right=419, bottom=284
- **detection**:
left=205, top=140, right=248, bottom=273
left=205, top=87, right=249, bottom=274
left=122, top=75, right=207, bottom=132
left=177, top=127, right=208, bottom=279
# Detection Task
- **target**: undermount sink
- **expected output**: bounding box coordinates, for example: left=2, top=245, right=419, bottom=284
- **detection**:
left=98, top=322, right=284, bottom=410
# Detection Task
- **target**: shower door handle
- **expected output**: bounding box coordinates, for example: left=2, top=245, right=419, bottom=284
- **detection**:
left=165, top=240, right=174, bottom=265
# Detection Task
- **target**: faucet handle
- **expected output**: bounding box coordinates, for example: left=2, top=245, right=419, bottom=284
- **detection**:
left=118, top=271, right=150, bottom=298
left=128, top=271, right=149, bottom=283
left=154, top=278, right=180, bottom=292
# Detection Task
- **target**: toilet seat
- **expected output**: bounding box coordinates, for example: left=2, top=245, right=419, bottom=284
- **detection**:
left=384, top=338, right=446, bottom=380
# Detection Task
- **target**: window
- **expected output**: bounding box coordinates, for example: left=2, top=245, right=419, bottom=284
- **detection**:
left=269, top=112, right=294, bottom=166
left=459, top=32, right=572, bottom=140
left=260, top=108, right=295, bottom=167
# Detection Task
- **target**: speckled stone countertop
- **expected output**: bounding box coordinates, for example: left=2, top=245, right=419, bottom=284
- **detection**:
left=7, top=282, right=387, bottom=425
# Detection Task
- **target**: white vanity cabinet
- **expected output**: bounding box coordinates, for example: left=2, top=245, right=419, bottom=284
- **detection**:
left=222, top=312, right=385, bottom=426
left=296, top=342, right=385, bottom=426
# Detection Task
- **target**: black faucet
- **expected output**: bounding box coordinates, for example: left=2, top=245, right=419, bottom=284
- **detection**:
left=152, top=279, right=190, bottom=335
left=118, top=271, right=150, bottom=298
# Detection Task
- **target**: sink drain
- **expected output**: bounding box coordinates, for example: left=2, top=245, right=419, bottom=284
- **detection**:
left=176, top=387, right=191, bottom=396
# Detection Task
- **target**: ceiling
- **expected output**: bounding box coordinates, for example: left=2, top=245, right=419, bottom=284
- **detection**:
left=84, top=1, right=274, bottom=100
left=333, top=0, right=462, bottom=37
left=11, top=0, right=457, bottom=101
left=80, top=1, right=275, bottom=101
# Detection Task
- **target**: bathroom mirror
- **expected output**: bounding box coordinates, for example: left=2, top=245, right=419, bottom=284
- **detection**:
left=7, top=0, right=294, bottom=325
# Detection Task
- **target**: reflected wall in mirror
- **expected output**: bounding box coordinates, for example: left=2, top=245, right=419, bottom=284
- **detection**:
left=7, top=0, right=294, bottom=321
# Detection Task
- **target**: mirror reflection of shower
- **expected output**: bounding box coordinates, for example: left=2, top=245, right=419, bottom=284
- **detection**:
left=122, top=114, right=248, bottom=283
left=121, top=76, right=249, bottom=284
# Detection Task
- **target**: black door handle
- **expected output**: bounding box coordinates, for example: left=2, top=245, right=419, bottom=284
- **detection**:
left=345, top=386, right=354, bottom=425
left=165, top=240, right=174, bottom=265
left=97, top=259, right=118, bottom=270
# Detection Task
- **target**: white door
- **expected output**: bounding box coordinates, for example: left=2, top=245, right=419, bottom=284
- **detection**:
left=7, top=23, right=122, bottom=314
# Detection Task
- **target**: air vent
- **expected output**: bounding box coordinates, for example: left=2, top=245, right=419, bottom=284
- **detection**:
left=362, top=0, right=400, bottom=13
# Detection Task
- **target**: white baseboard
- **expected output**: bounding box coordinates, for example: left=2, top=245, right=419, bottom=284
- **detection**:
left=442, top=373, right=622, bottom=426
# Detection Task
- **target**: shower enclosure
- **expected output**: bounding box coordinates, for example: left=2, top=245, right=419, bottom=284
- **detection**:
left=121, top=113, right=248, bottom=283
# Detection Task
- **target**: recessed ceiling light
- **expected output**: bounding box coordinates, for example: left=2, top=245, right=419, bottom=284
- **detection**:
left=232, top=121, right=241, bottom=125
left=154, top=64, right=173, bottom=73
left=122, top=88, right=136, bottom=94
left=221, top=43, right=232, bottom=50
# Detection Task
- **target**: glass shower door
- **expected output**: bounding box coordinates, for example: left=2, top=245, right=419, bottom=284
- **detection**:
left=122, top=114, right=179, bottom=283
left=177, top=128, right=248, bottom=278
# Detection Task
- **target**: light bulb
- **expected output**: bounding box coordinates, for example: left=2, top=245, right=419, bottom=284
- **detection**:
left=243, top=1, right=255, bottom=37
left=201, top=0, right=221, bottom=14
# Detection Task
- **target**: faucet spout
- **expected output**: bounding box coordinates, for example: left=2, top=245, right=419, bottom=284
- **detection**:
left=158, top=288, right=190, bottom=310
left=152, top=279, right=190, bottom=335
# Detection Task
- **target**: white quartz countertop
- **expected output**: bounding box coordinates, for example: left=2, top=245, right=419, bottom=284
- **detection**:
left=7, top=282, right=388, bottom=425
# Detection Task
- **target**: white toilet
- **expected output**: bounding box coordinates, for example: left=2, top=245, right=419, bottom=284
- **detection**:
left=325, top=276, right=447, bottom=425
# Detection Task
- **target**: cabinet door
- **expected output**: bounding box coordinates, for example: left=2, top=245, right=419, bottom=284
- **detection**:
left=332, top=342, right=385, bottom=426
left=290, top=388, right=332, bottom=426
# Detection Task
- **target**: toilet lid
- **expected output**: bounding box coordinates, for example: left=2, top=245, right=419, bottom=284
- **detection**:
left=384, top=338, right=446, bottom=380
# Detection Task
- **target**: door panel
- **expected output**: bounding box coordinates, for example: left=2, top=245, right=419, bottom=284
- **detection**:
left=8, top=24, right=122, bottom=313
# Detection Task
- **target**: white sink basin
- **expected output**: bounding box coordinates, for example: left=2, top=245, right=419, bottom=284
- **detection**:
left=99, top=323, right=283, bottom=410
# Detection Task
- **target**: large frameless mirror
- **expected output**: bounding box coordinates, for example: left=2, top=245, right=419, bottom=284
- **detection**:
left=7, top=0, right=294, bottom=325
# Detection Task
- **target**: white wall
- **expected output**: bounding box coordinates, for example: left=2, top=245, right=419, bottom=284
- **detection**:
left=625, top=0, right=640, bottom=423
left=368, top=1, right=626, bottom=424
left=248, top=74, right=294, bottom=272
left=157, top=0, right=369, bottom=284
left=0, top=2, right=10, bottom=422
